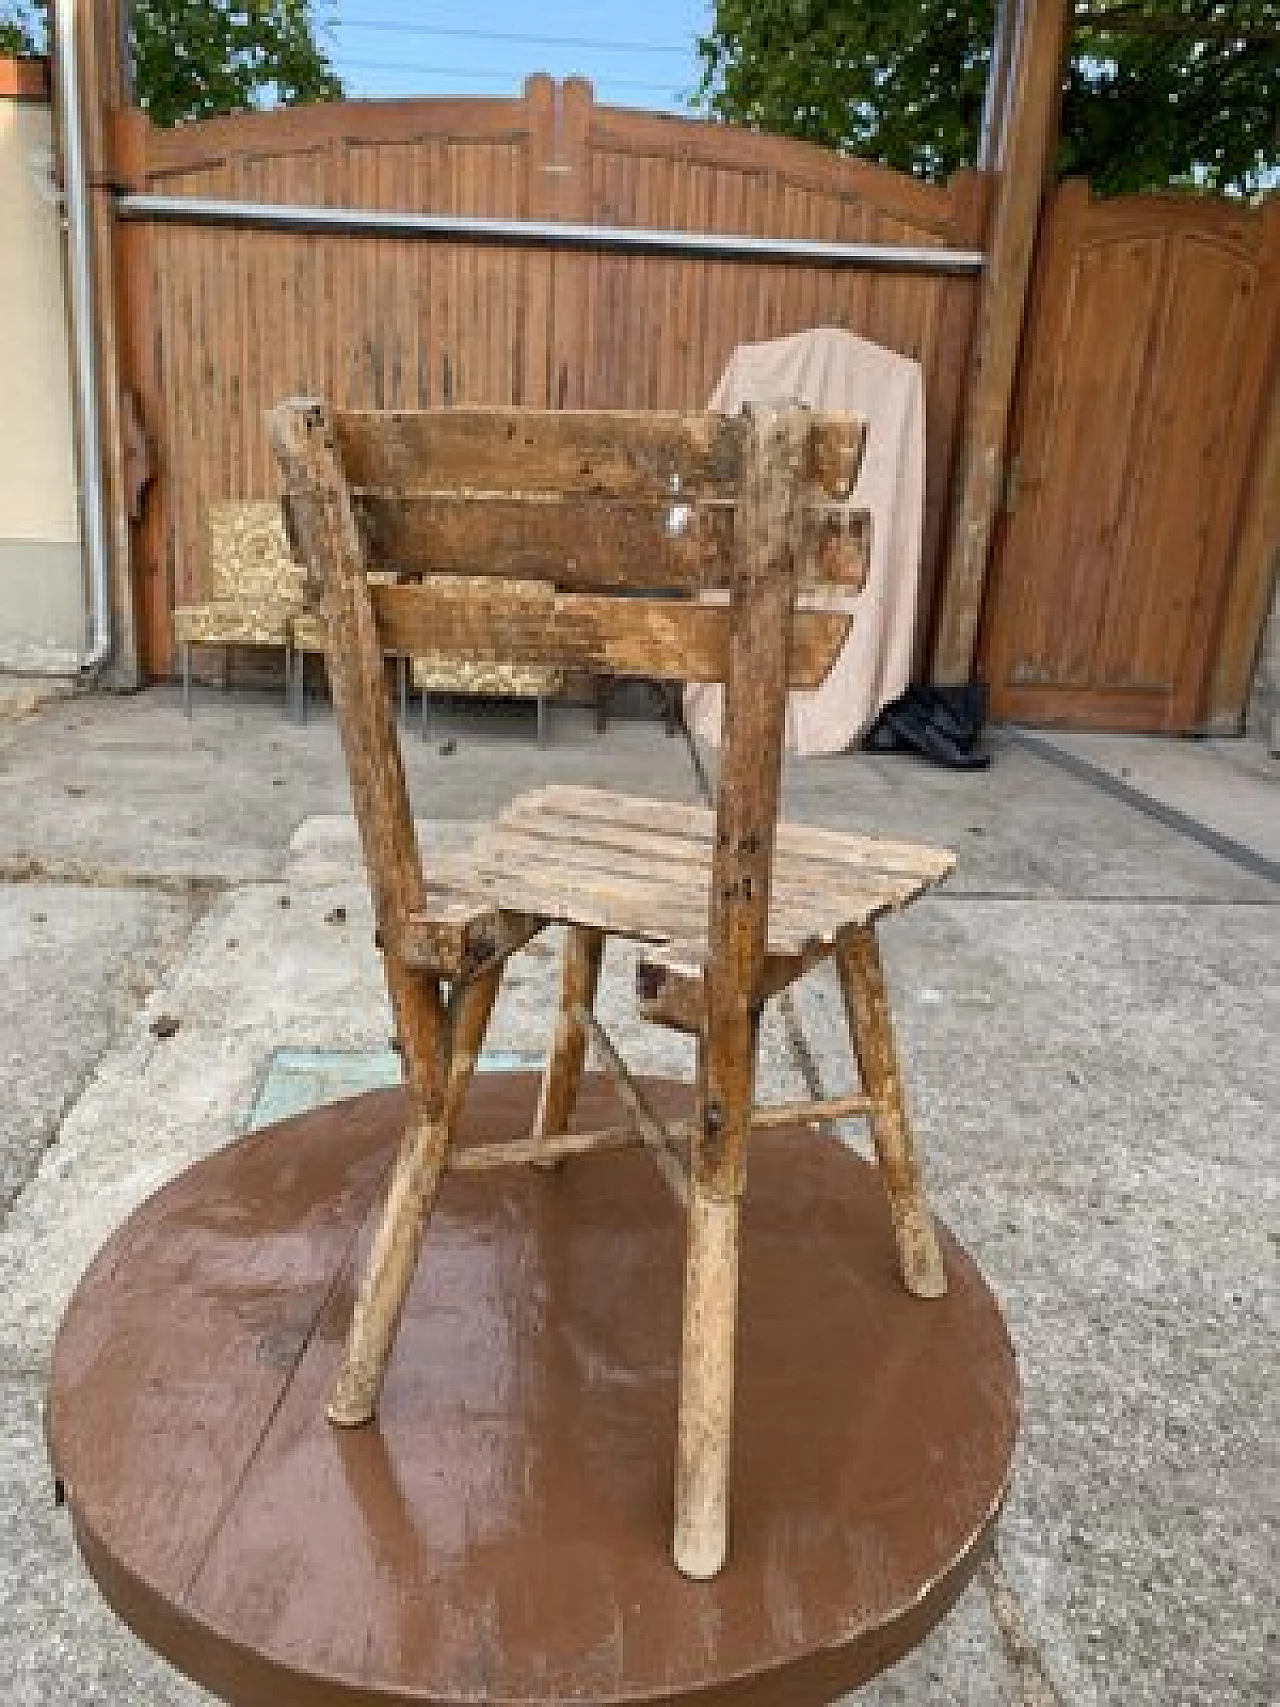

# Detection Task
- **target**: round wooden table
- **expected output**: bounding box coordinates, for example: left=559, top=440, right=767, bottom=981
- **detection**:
left=49, top=1072, right=1019, bottom=1706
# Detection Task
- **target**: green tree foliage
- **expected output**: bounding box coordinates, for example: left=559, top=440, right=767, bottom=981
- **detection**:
left=695, top=2, right=1279, bottom=195
left=0, top=1, right=342, bottom=126
left=0, top=1, right=39, bottom=56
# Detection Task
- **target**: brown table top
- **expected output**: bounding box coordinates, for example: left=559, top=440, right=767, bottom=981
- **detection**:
left=48, top=1072, right=1018, bottom=1707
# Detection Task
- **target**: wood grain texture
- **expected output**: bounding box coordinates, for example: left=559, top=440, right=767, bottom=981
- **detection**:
left=352, top=490, right=871, bottom=593
left=328, top=966, right=500, bottom=1425
left=673, top=1181, right=739, bottom=1579
left=673, top=407, right=809, bottom=1580
left=981, top=183, right=1279, bottom=731
left=836, top=927, right=946, bottom=1299
left=269, top=400, right=458, bottom=1424
left=437, top=786, right=953, bottom=959
left=534, top=926, right=605, bottom=1149
left=367, top=580, right=854, bottom=689
left=119, top=83, right=984, bottom=677
left=336, top=406, right=866, bottom=500
left=933, top=0, right=1071, bottom=683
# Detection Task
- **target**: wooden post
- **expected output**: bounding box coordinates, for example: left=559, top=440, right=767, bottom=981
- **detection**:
left=932, top=0, right=1071, bottom=683
left=1201, top=200, right=1280, bottom=733
left=978, top=0, right=1020, bottom=171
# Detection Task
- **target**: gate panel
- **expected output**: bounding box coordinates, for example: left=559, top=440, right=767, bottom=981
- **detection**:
left=983, top=181, right=1278, bottom=731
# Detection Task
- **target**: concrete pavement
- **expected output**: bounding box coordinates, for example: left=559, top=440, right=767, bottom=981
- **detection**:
left=0, top=684, right=1275, bottom=1705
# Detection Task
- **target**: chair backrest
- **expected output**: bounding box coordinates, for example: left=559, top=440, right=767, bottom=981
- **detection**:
left=205, top=499, right=306, bottom=609
left=272, top=406, right=868, bottom=684
left=269, top=402, right=869, bottom=1086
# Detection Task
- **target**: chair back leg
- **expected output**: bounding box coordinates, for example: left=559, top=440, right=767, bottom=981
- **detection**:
left=534, top=926, right=605, bottom=1158
left=836, top=926, right=947, bottom=1299
left=673, top=408, right=810, bottom=1578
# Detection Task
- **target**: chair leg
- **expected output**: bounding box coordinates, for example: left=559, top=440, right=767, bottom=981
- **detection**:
left=327, top=963, right=502, bottom=1426
left=536, top=693, right=548, bottom=748
left=673, top=1175, right=740, bottom=1580
left=835, top=926, right=947, bottom=1299
left=533, top=925, right=604, bottom=1155
left=181, top=642, right=192, bottom=718
left=673, top=1017, right=751, bottom=1581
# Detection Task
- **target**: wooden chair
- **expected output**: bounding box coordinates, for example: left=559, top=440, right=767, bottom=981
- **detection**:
left=269, top=400, right=953, bottom=1582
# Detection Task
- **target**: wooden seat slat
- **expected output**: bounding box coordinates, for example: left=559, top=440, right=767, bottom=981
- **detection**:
left=425, top=789, right=952, bottom=957
left=334, top=407, right=867, bottom=503
left=474, top=824, right=921, bottom=923
left=499, top=787, right=955, bottom=884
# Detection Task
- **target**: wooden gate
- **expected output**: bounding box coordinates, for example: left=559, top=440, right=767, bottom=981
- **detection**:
left=981, top=181, right=1279, bottom=732
left=106, top=77, right=991, bottom=678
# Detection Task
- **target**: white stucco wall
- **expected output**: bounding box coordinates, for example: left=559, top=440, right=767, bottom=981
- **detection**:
left=0, top=81, right=84, bottom=668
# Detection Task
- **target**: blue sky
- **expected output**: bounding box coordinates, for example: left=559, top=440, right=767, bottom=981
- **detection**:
left=323, top=1, right=713, bottom=112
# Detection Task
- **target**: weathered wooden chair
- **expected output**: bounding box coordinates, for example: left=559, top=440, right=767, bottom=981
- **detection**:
left=270, top=400, right=954, bottom=1581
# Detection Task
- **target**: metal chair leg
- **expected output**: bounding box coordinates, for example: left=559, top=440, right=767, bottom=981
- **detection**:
left=536, top=694, right=548, bottom=747
left=182, top=642, right=192, bottom=718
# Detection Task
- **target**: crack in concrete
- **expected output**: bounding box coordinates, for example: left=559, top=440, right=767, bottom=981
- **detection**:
left=0, top=855, right=241, bottom=898
left=982, top=1551, right=1070, bottom=1707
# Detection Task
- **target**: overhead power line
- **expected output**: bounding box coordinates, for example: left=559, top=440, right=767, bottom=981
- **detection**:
left=339, top=59, right=688, bottom=96
left=332, top=20, right=691, bottom=56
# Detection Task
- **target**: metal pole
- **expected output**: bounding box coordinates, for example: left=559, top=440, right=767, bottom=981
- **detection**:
left=55, top=0, right=113, bottom=671
left=116, top=192, right=986, bottom=275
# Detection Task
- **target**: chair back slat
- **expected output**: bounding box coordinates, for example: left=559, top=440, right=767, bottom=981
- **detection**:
left=353, top=491, right=869, bottom=593
left=367, top=581, right=852, bottom=688
left=334, top=407, right=865, bottom=503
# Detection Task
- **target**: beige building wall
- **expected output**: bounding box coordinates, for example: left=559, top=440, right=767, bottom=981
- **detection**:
left=0, top=64, right=84, bottom=669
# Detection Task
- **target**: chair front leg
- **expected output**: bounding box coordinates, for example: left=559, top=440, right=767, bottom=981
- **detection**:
left=835, top=925, right=946, bottom=1299
left=328, top=962, right=502, bottom=1425
left=533, top=926, right=604, bottom=1157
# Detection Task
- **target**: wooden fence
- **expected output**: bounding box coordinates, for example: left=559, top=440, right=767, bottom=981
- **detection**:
left=107, top=77, right=992, bottom=678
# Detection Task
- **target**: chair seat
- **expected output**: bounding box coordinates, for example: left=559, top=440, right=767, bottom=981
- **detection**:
left=174, top=600, right=292, bottom=648
left=425, top=785, right=953, bottom=964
